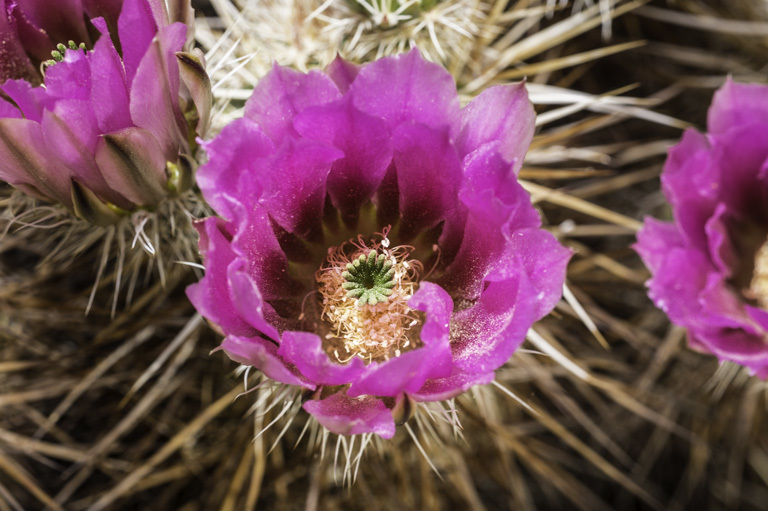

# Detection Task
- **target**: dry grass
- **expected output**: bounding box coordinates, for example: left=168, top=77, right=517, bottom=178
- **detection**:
left=1, top=0, right=767, bottom=509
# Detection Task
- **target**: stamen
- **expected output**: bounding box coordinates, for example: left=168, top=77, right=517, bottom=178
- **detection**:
left=43, top=41, right=87, bottom=69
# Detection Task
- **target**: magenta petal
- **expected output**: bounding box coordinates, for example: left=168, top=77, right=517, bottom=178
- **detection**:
left=708, top=78, right=768, bottom=135
left=16, top=0, right=90, bottom=49
left=414, top=369, right=495, bottom=402
left=695, top=329, right=768, bottom=379
left=325, top=55, right=360, bottom=93
left=40, top=102, right=129, bottom=207
left=441, top=145, right=541, bottom=297
left=278, top=331, right=366, bottom=385
left=699, top=273, right=759, bottom=332
left=704, top=203, right=736, bottom=277
left=89, top=17, right=131, bottom=133
left=1, top=78, right=48, bottom=121
left=661, top=129, right=717, bottom=213
left=245, top=65, right=341, bottom=142
left=227, top=201, right=301, bottom=302
left=501, top=228, right=572, bottom=319
left=221, top=335, right=311, bottom=389
left=646, top=248, right=710, bottom=328
left=349, top=48, right=460, bottom=135
left=43, top=50, right=91, bottom=101
left=257, top=138, right=342, bottom=239
left=93, top=126, right=168, bottom=206
left=197, top=118, right=276, bottom=219
left=227, top=263, right=281, bottom=342
left=303, top=392, right=395, bottom=438
left=451, top=271, right=537, bottom=374
left=457, top=82, right=535, bottom=172
left=348, top=282, right=453, bottom=397
left=118, top=0, right=161, bottom=84
left=185, top=218, right=257, bottom=338
left=128, top=22, right=187, bottom=161
left=82, top=0, right=124, bottom=28
left=458, top=143, right=542, bottom=229
left=0, top=117, right=72, bottom=206
left=0, top=97, right=20, bottom=118
left=294, top=96, right=393, bottom=224
left=0, top=6, right=37, bottom=83
left=709, top=125, right=768, bottom=217
left=392, top=122, right=461, bottom=239
left=634, top=218, right=684, bottom=275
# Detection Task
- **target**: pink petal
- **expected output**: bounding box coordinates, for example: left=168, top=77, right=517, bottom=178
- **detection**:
left=93, top=126, right=168, bottom=206
left=89, top=17, right=131, bottom=133
left=221, top=335, right=311, bottom=389
left=634, top=217, right=684, bottom=275
left=450, top=271, right=537, bottom=374
left=440, top=144, right=541, bottom=298
left=256, top=138, right=342, bottom=239
left=457, top=82, right=535, bottom=172
left=708, top=78, right=768, bottom=135
left=0, top=117, right=72, bottom=206
left=413, top=369, right=495, bottom=402
left=185, top=218, right=257, bottom=337
left=244, top=64, right=341, bottom=143
left=128, top=22, right=187, bottom=161
left=303, top=392, right=395, bottom=438
left=349, top=48, right=460, bottom=136
left=0, top=5, right=37, bottom=83
left=501, top=228, right=571, bottom=320
left=16, top=0, right=90, bottom=49
left=694, top=329, right=768, bottom=379
left=227, top=262, right=281, bottom=342
left=197, top=117, right=275, bottom=219
left=118, top=0, right=161, bottom=84
left=1, top=78, right=49, bottom=121
left=40, top=102, right=131, bottom=208
left=278, top=331, right=366, bottom=385
left=392, top=121, right=461, bottom=240
left=42, top=43, right=91, bottom=101
left=294, top=95, right=393, bottom=226
left=325, top=55, right=360, bottom=93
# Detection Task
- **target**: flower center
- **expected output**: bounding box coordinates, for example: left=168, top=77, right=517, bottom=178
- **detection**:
left=748, top=237, right=768, bottom=309
left=315, top=229, right=424, bottom=362
left=342, top=250, right=396, bottom=307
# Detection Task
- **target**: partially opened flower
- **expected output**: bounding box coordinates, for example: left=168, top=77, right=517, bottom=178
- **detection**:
left=0, top=0, right=210, bottom=225
left=636, top=79, right=768, bottom=378
left=188, top=49, right=571, bottom=438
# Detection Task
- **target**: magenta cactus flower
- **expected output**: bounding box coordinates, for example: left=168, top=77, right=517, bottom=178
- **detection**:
left=636, top=79, right=768, bottom=378
left=0, top=0, right=210, bottom=225
left=188, top=49, right=571, bottom=438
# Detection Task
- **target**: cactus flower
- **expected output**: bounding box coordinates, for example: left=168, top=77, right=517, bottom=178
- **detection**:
left=0, top=0, right=210, bottom=225
left=188, top=49, right=571, bottom=438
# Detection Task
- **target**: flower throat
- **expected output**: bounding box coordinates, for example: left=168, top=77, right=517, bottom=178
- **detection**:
left=315, top=228, right=424, bottom=363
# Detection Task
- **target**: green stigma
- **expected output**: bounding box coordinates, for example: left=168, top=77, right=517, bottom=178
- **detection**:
left=342, top=250, right=396, bottom=307
left=43, top=41, right=87, bottom=68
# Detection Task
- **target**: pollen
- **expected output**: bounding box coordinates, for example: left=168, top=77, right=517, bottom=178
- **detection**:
left=315, top=228, right=423, bottom=363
